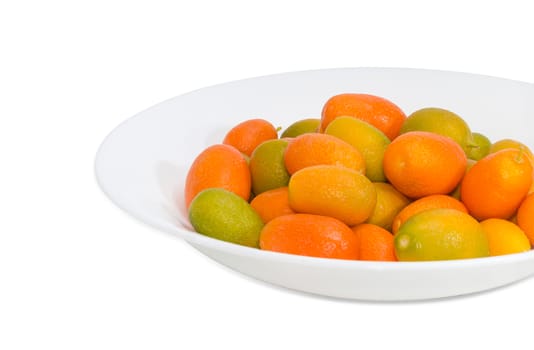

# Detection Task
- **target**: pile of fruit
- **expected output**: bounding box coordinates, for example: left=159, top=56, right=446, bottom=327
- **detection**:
left=184, top=93, right=534, bottom=262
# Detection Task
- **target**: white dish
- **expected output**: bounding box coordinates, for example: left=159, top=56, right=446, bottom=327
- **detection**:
left=95, top=67, right=534, bottom=301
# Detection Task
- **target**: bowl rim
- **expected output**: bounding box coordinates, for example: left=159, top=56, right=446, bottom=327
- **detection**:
left=92, top=183, right=534, bottom=271
left=94, top=66, right=534, bottom=272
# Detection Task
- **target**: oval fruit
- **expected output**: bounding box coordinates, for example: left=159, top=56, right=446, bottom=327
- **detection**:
left=223, top=118, right=278, bottom=156
left=280, top=118, right=320, bottom=138
left=184, top=144, right=251, bottom=208
left=320, top=93, right=406, bottom=140
left=250, top=187, right=295, bottom=223
left=489, top=139, right=534, bottom=165
left=400, top=107, right=475, bottom=154
left=394, top=208, right=489, bottom=261
left=461, top=149, right=533, bottom=220
left=467, top=132, right=491, bottom=160
left=288, top=165, right=376, bottom=226
left=383, top=131, right=467, bottom=198
left=391, top=194, right=468, bottom=234
left=283, top=133, right=365, bottom=175
left=480, top=218, right=530, bottom=256
left=366, top=182, right=411, bottom=231
left=249, top=139, right=291, bottom=195
left=259, top=214, right=358, bottom=259
left=352, top=223, right=397, bottom=261
left=325, top=116, right=391, bottom=182
left=188, top=188, right=264, bottom=248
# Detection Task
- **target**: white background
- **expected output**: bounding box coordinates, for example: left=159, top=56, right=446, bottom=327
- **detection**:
left=1, top=1, right=534, bottom=349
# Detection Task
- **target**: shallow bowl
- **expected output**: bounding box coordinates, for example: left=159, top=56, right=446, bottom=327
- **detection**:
left=95, top=67, right=534, bottom=301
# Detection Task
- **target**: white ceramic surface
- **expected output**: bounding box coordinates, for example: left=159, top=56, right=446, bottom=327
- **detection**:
left=95, top=67, right=534, bottom=301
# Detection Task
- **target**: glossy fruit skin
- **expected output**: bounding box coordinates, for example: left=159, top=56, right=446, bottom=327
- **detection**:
left=223, top=118, right=278, bottom=156
left=189, top=188, right=264, bottom=248
left=283, top=133, right=365, bottom=175
left=280, top=118, right=320, bottom=138
left=352, top=223, right=397, bottom=261
left=467, top=132, right=491, bottom=160
left=184, top=144, right=251, bottom=208
left=325, top=116, right=390, bottom=182
left=184, top=94, right=534, bottom=262
left=259, top=214, right=358, bottom=259
left=480, top=218, right=530, bottom=256
left=366, top=182, right=411, bottom=231
left=391, top=194, right=468, bottom=234
left=383, top=131, right=467, bottom=199
left=320, top=93, right=407, bottom=140
left=461, top=149, right=533, bottom=220
left=249, top=139, right=291, bottom=195
left=394, top=208, right=489, bottom=261
left=489, top=139, right=534, bottom=165
left=250, top=187, right=295, bottom=223
left=288, top=165, right=376, bottom=226
left=400, top=107, right=474, bottom=154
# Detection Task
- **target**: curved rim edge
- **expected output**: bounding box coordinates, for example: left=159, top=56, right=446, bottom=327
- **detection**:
left=94, top=66, right=534, bottom=271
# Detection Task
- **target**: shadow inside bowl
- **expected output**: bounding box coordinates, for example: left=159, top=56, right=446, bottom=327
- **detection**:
left=155, top=161, right=192, bottom=230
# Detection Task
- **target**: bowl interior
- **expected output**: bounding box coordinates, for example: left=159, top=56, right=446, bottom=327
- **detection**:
left=95, top=67, right=534, bottom=300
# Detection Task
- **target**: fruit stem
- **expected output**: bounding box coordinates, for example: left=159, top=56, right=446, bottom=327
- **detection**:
left=515, top=148, right=526, bottom=164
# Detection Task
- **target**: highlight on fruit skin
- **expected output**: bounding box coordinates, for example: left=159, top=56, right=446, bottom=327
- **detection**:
left=394, top=208, right=489, bottom=261
left=480, top=218, right=530, bottom=256
left=249, top=139, right=291, bottom=195
left=188, top=188, right=264, bottom=248
left=320, top=93, right=407, bottom=140
left=250, top=186, right=294, bottom=223
left=324, top=116, right=391, bottom=182
left=288, top=165, right=376, bottom=226
left=184, top=144, right=251, bottom=208
left=222, top=118, right=279, bottom=156
left=391, top=194, right=467, bottom=234
left=460, top=148, right=533, bottom=220
left=283, top=133, right=366, bottom=175
left=400, top=107, right=475, bottom=154
left=183, top=94, right=534, bottom=263
left=383, top=131, right=467, bottom=199
left=259, top=213, right=359, bottom=260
